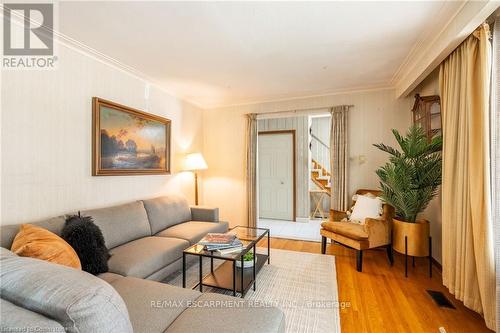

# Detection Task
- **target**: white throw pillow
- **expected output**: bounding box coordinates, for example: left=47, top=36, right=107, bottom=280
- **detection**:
left=349, top=195, right=383, bottom=224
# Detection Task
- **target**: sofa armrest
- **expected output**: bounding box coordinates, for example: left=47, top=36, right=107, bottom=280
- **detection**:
left=364, top=217, right=390, bottom=248
left=190, top=206, right=219, bottom=222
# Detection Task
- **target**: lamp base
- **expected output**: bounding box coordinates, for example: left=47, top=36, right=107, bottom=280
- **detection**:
left=194, top=172, right=199, bottom=205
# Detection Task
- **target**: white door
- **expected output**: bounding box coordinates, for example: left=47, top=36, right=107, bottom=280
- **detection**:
left=258, top=133, right=294, bottom=220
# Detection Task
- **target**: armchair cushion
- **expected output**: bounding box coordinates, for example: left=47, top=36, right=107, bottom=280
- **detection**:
left=320, top=221, right=368, bottom=240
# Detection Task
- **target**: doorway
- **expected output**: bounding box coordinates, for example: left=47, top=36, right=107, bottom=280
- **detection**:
left=258, top=130, right=296, bottom=221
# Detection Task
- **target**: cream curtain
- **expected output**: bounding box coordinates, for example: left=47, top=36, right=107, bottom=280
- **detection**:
left=440, top=24, right=496, bottom=330
left=329, top=105, right=350, bottom=211
left=246, top=113, right=258, bottom=228
left=493, top=19, right=500, bottom=333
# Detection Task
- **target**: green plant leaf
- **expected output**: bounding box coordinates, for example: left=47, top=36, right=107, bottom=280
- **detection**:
left=374, top=124, right=442, bottom=222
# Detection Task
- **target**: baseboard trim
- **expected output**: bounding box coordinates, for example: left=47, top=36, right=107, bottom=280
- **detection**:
left=432, top=258, right=442, bottom=272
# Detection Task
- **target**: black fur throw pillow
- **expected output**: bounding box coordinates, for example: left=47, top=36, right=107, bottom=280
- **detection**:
left=62, top=214, right=111, bottom=275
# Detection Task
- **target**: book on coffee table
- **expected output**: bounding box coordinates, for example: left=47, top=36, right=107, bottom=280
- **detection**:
left=204, top=239, right=243, bottom=251
left=217, top=245, right=244, bottom=255
left=199, top=233, right=243, bottom=251
left=198, top=233, right=236, bottom=245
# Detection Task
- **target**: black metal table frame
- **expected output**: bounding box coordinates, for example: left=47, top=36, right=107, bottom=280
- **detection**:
left=182, top=226, right=270, bottom=298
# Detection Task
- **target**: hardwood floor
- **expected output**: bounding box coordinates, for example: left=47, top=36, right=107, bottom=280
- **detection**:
left=259, top=237, right=492, bottom=333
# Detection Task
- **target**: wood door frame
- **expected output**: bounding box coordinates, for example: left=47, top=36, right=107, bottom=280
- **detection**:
left=258, top=130, right=297, bottom=222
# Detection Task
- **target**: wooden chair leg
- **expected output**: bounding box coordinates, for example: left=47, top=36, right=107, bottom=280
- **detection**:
left=321, top=236, right=327, bottom=254
left=387, top=245, right=394, bottom=266
left=356, top=250, right=363, bottom=272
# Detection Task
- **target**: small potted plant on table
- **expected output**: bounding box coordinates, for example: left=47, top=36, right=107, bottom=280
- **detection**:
left=236, top=251, right=256, bottom=268
left=374, top=125, right=442, bottom=276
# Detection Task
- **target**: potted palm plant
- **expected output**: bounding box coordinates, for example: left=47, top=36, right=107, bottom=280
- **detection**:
left=373, top=125, right=442, bottom=257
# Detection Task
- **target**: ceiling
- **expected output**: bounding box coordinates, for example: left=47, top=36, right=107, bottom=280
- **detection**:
left=58, top=1, right=462, bottom=108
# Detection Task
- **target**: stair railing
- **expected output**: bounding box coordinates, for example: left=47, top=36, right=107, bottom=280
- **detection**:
left=310, top=132, right=330, bottom=175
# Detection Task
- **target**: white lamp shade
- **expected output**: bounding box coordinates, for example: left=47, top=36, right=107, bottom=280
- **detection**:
left=184, top=153, right=208, bottom=171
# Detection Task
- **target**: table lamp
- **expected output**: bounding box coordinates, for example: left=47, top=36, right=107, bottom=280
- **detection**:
left=184, top=153, right=208, bottom=205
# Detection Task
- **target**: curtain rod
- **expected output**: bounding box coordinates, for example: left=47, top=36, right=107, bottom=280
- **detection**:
left=251, top=104, right=354, bottom=119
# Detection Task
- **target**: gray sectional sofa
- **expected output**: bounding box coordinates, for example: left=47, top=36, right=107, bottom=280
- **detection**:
left=0, top=195, right=285, bottom=333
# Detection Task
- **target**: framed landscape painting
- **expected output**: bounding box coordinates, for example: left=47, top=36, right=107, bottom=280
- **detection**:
left=92, top=97, right=171, bottom=176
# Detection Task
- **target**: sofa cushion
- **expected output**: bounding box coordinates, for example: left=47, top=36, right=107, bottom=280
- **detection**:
left=82, top=201, right=151, bottom=249
left=0, top=216, right=66, bottom=249
left=0, top=246, right=17, bottom=257
left=0, top=251, right=132, bottom=333
left=142, top=195, right=192, bottom=234
left=321, top=221, right=369, bottom=240
left=156, top=221, right=229, bottom=245
left=98, top=272, right=124, bottom=284
left=110, top=276, right=202, bottom=333
left=108, top=236, right=189, bottom=279
left=1, top=298, right=65, bottom=333
left=11, top=224, right=81, bottom=269
left=145, top=258, right=183, bottom=282
left=165, top=293, right=286, bottom=333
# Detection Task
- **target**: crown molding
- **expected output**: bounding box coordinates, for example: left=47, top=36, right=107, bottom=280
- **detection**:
left=390, top=1, right=465, bottom=86
left=5, top=2, right=498, bottom=109
left=204, top=84, right=394, bottom=110
left=54, top=32, right=206, bottom=109
left=394, top=0, right=499, bottom=98
left=2, top=4, right=205, bottom=109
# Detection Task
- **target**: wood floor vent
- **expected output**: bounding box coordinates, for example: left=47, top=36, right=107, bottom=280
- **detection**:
left=426, top=290, right=456, bottom=309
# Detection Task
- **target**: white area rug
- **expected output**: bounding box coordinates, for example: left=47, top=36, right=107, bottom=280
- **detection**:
left=164, top=248, right=340, bottom=333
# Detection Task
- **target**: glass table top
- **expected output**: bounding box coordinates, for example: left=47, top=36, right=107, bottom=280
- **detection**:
left=183, top=226, right=269, bottom=260
left=229, top=226, right=268, bottom=241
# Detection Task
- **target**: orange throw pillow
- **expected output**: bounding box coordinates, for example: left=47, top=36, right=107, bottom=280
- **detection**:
left=11, top=224, right=81, bottom=270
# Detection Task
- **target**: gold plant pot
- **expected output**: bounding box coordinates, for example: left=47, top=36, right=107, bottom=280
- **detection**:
left=392, top=218, right=430, bottom=257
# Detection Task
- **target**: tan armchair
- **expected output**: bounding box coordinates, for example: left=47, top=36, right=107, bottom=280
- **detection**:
left=320, top=189, right=394, bottom=272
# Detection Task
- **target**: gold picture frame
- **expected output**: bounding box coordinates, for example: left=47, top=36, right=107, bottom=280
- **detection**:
left=92, top=97, right=171, bottom=176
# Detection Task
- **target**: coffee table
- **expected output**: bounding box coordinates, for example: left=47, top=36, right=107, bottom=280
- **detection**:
left=182, top=226, right=270, bottom=298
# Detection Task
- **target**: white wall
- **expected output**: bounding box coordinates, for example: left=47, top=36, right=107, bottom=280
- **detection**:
left=202, top=89, right=413, bottom=228
left=1, top=43, right=204, bottom=225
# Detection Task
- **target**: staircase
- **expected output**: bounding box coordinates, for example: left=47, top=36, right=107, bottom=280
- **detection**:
left=311, top=159, right=331, bottom=195
left=309, top=128, right=331, bottom=196
left=309, top=120, right=331, bottom=220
